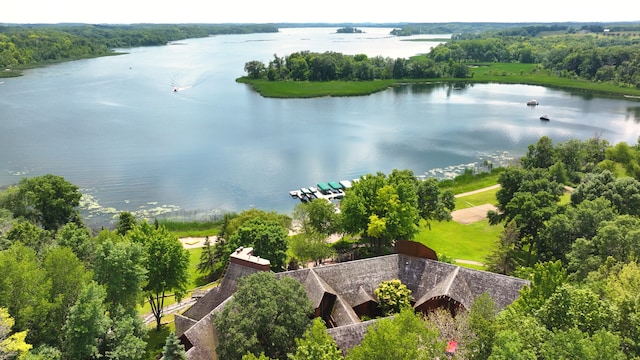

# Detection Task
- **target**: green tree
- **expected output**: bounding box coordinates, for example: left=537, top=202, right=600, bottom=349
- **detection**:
left=0, top=307, right=32, bottom=359
left=485, top=222, right=521, bottom=275
left=100, top=306, right=147, bottom=360
left=293, top=199, right=340, bottom=236
left=604, top=262, right=640, bottom=357
left=227, top=218, right=289, bottom=271
left=341, top=170, right=423, bottom=255
left=488, top=167, right=563, bottom=265
left=242, top=353, right=270, bottom=360
left=0, top=209, right=13, bottom=251
left=488, top=330, right=536, bottom=360
left=571, top=170, right=640, bottom=216
left=63, top=282, right=109, bottom=360
left=161, top=331, right=186, bottom=360
left=128, top=222, right=189, bottom=331
left=568, top=215, right=640, bottom=279
left=538, top=197, right=616, bottom=263
left=288, top=231, right=335, bottom=267
left=222, top=209, right=291, bottom=241
left=6, top=219, right=52, bottom=256
left=213, top=272, right=313, bottom=360
left=467, top=292, right=499, bottom=360
left=416, top=177, right=455, bottom=228
left=115, top=212, right=137, bottom=236
left=540, top=328, right=625, bottom=360
left=0, top=243, right=51, bottom=344
left=511, top=260, right=567, bottom=316
left=93, top=239, right=147, bottom=314
left=521, top=136, right=556, bottom=170
left=492, top=310, right=547, bottom=359
left=536, top=284, right=614, bottom=335
left=288, top=318, right=342, bottom=360
left=196, top=236, right=216, bottom=281
left=55, top=222, right=95, bottom=266
left=374, top=279, right=412, bottom=316
left=244, top=60, right=266, bottom=79
left=346, top=308, right=444, bottom=360
left=41, top=246, right=91, bottom=348
left=0, top=174, right=82, bottom=231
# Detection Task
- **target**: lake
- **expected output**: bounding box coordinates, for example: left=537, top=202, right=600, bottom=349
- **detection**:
left=1, top=27, right=640, bottom=225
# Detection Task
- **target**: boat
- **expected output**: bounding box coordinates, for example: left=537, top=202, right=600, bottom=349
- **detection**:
left=539, top=114, right=550, bottom=121
left=526, top=99, right=539, bottom=106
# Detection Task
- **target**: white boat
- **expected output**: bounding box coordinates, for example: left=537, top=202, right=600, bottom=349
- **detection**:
left=539, top=114, right=550, bottom=121
left=526, top=99, right=539, bottom=106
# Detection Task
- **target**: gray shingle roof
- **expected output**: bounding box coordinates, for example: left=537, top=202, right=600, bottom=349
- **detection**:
left=177, top=252, right=529, bottom=358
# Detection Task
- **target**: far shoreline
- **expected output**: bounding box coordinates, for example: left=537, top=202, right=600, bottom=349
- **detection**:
left=237, top=62, right=640, bottom=99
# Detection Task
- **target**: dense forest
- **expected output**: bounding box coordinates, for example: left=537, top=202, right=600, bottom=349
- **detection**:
left=242, top=22, right=640, bottom=90
left=0, top=23, right=278, bottom=70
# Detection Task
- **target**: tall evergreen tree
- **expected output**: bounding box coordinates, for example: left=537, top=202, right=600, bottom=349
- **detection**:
left=162, top=331, right=186, bottom=360
left=196, top=236, right=215, bottom=281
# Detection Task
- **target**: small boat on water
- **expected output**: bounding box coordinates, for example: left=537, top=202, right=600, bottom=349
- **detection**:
left=539, top=114, right=550, bottom=121
left=527, top=99, right=539, bottom=106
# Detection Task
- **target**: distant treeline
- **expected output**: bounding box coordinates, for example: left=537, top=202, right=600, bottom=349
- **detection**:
left=389, top=22, right=640, bottom=36
left=0, top=23, right=278, bottom=70
left=427, top=28, right=640, bottom=88
left=243, top=51, right=471, bottom=82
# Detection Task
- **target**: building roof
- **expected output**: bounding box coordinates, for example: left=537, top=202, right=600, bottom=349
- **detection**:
left=176, top=249, right=529, bottom=359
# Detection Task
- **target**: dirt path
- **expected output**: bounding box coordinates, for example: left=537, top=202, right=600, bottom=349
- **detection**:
left=450, top=184, right=500, bottom=224
left=455, top=259, right=486, bottom=267
left=454, top=184, right=501, bottom=198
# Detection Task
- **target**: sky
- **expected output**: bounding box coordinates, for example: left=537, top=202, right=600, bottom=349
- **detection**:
left=1, top=0, right=638, bottom=24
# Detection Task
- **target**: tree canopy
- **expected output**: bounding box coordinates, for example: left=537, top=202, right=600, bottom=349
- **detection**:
left=0, top=174, right=81, bottom=231
left=213, top=272, right=313, bottom=360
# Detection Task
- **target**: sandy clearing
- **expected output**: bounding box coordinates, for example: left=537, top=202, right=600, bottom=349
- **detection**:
left=451, top=203, right=497, bottom=224
left=179, top=236, right=216, bottom=249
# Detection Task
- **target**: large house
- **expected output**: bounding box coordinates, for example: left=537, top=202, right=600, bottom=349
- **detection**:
left=175, top=241, right=529, bottom=359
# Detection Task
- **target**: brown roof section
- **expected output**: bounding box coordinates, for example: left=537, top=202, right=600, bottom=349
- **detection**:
left=177, top=247, right=529, bottom=358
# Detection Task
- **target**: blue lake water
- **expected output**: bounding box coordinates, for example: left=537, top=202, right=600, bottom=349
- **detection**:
left=1, top=27, right=640, bottom=225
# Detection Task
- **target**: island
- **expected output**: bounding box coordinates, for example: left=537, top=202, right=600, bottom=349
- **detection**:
left=336, top=26, right=364, bottom=34
left=238, top=23, right=640, bottom=99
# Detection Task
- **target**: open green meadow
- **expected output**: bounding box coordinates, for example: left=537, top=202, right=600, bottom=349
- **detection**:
left=416, top=219, right=502, bottom=267
left=236, top=78, right=396, bottom=98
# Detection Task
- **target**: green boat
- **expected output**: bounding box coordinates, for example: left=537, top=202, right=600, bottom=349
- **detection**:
left=317, top=182, right=331, bottom=192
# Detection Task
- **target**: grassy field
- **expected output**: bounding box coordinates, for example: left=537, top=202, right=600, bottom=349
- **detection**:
left=159, top=219, right=220, bottom=238
left=470, top=62, right=640, bottom=97
left=236, top=77, right=396, bottom=98
left=454, top=187, right=500, bottom=210
left=415, top=219, right=503, bottom=266
left=415, top=185, right=503, bottom=267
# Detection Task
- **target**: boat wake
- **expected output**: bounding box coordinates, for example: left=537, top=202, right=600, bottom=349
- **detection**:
left=172, top=85, right=193, bottom=92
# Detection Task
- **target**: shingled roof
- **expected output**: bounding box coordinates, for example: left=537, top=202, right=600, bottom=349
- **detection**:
left=175, top=249, right=529, bottom=358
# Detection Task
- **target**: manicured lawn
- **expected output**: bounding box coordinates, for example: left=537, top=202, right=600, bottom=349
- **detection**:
left=454, top=188, right=499, bottom=210
left=415, top=219, right=503, bottom=266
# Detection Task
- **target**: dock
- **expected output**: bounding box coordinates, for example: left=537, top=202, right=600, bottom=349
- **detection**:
left=289, top=179, right=356, bottom=203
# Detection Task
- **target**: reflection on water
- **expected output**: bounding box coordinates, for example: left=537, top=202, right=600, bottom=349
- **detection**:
left=1, top=29, right=640, bottom=225
left=626, top=106, right=640, bottom=123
